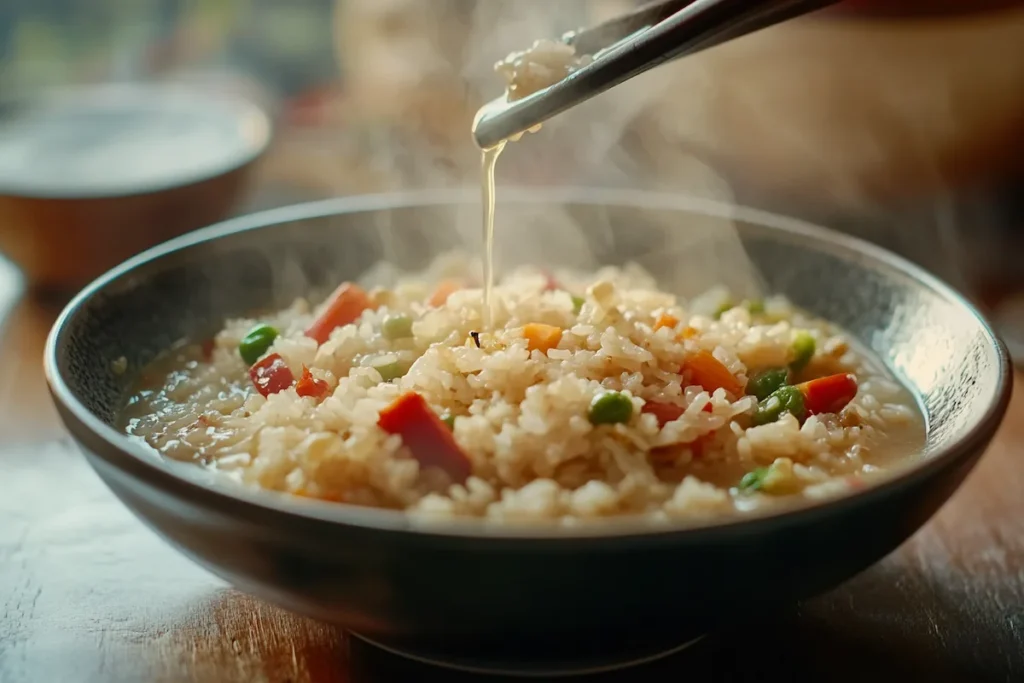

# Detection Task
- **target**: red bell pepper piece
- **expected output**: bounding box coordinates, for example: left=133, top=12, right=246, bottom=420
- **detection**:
left=796, top=373, right=858, bottom=416
left=642, top=401, right=685, bottom=427
left=249, top=353, right=295, bottom=397
left=378, top=392, right=472, bottom=483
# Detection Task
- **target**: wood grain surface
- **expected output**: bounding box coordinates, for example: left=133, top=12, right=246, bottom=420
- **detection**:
left=0, top=250, right=1022, bottom=683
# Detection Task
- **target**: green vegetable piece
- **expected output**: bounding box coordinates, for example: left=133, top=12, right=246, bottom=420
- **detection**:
left=382, top=314, right=414, bottom=340
left=744, top=299, right=766, bottom=315
left=746, top=367, right=790, bottom=401
left=440, top=412, right=456, bottom=430
left=739, top=467, right=769, bottom=492
left=571, top=295, right=585, bottom=314
left=789, top=330, right=816, bottom=371
left=374, top=360, right=408, bottom=382
left=588, top=391, right=634, bottom=425
left=713, top=300, right=734, bottom=319
left=239, top=324, right=279, bottom=366
left=752, top=385, right=807, bottom=426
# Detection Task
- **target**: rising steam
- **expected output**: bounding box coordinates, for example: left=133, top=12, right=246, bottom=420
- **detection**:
left=332, top=1, right=1024, bottom=298
left=334, top=0, right=764, bottom=301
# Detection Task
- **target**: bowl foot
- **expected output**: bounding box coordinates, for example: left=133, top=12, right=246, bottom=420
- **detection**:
left=348, top=630, right=707, bottom=678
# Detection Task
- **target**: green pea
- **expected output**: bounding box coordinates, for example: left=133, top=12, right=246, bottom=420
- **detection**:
left=588, top=391, right=634, bottom=425
left=571, top=295, right=585, bottom=314
left=744, top=299, right=765, bottom=315
left=752, top=385, right=806, bottom=426
left=239, top=324, right=278, bottom=365
left=374, top=360, right=408, bottom=382
left=746, top=367, right=790, bottom=401
left=789, top=330, right=816, bottom=371
left=440, top=412, right=456, bottom=430
left=739, top=467, right=769, bottom=492
left=382, top=314, right=414, bottom=340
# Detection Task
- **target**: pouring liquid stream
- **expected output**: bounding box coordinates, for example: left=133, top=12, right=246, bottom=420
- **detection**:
left=480, top=141, right=507, bottom=332
left=474, top=37, right=578, bottom=332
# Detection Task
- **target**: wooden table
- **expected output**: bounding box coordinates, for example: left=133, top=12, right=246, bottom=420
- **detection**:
left=0, top=255, right=1022, bottom=682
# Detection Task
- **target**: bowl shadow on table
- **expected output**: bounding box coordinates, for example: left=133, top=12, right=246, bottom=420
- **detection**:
left=175, top=563, right=996, bottom=683
left=346, top=581, right=974, bottom=683
left=348, top=595, right=970, bottom=682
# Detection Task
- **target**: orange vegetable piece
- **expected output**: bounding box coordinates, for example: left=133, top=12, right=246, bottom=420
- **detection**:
left=642, top=401, right=685, bottom=426
left=295, top=365, right=330, bottom=402
left=797, top=373, right=858, bottom=416
left=654, top=313, right=679, bottom=331
left=682, top=350, right=743, bottom=397
left=680, top=326, right=700, bottom=339
left=378, top=392, right=472, bottom=483
left=428, top=279, right=463, bottom=307
left=305, top=282, right=374, bottom=345
left=642, top=400, right=712, bottom=427
left=523, top=323, right=563, bottom=353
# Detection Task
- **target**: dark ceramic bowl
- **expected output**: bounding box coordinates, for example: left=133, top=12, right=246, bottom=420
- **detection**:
left=44, top=189, right=1012, bottom=676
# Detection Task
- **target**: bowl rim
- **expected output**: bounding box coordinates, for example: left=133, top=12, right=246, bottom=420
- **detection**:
left=0, top=82, right=273, bottom=200
left=44, top=187, right=1014, bottom=541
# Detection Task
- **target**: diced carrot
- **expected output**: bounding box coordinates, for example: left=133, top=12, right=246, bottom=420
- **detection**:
left=306, top=282, right=374, bottom=345
left=378, top=392, right=472, bottom=483
left=295, top=365, right=330, bottom=402
left=654, top=313, right=679, bottom=331
left=682, top=350, right=743, bottom=397
left=249, top=353, right=295, bottom=397
left=680, top=326, right=699, bottom=339
left=428, top=279, right=462, bottom=307
left=523, top=323, right=563, bottom=353
left=797, top=373, right=858, bottom=416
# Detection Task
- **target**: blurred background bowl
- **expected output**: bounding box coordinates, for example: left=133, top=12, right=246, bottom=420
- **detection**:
left=0, top=82, right=273, bottom=294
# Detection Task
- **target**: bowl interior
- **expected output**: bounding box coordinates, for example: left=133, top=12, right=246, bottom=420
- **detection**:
left=47, top=188, right=1009, bottom=532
